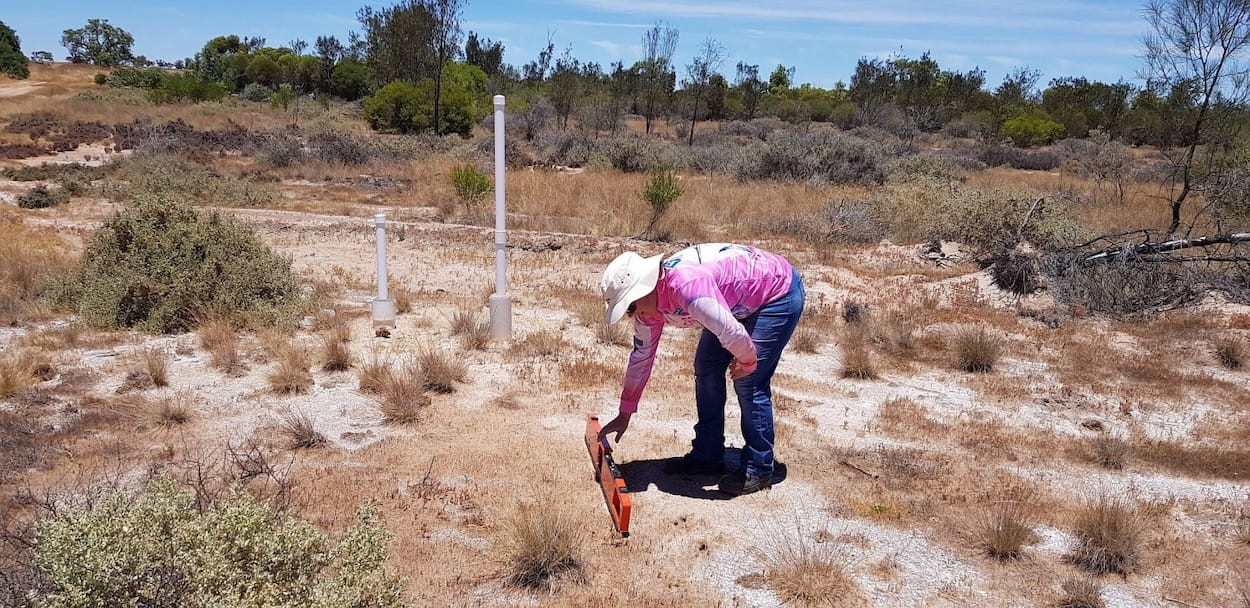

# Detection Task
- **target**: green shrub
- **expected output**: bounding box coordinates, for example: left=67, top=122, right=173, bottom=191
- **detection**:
left=242, top=82, right=273, bottom=102
left=17, top=184, right=70, bottom=209
left=450, top=164, right=493, bottom=207
left=98, top=153, right=275, bottom=207
left=149, top=74, right=227, bottom=104
left=105, top=66, right=165, bottom=89
left=363, top=81, right=428, bottom=134
left=34, top=476, right=408, bottom=608
left=1002, top=117, right=1065, bottom=147
left=72, top=195, right=303, bottom=332
left=641, top=167, right=683, bottom=239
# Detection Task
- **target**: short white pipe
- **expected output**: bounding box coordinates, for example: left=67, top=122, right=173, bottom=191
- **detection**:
left=493, top=95, right=507, bottom=297
left=374, top=213, right=389, bottom=301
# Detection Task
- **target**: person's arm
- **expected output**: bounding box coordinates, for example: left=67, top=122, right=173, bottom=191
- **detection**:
left=682, top=285, right=758, bottom=375
left=599, top=317, right=664, bottom=443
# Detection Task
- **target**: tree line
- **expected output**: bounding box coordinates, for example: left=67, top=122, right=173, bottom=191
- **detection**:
left=0, top=0, right=1247, bottom=151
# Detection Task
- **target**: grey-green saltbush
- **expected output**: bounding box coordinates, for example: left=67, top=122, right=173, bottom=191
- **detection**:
left=72, top=195, right=303, bottom=332
left=34, top=476, right=408, bottom=608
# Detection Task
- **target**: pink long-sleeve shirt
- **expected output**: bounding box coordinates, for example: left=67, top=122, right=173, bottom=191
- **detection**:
left=618, top=243, right=793, bottom=413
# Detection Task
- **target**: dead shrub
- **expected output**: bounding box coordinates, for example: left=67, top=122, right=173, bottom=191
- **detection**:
left=378, top=365, right=430, bottom=424
left=988, top=246, right=1044, bottom=294
left=753, top=527, right=867, bottom=608
left=1086, top=435, right=1130, bottom=470
left=278, top=409, right=326, bottom=449
left=975, top=502, right=1035, bottom=560
left=1216, top=337, right=1247, bottom=370
left=268, top=344, right=313, bottom=395
left=789, top=327, right=821, bottom=354
left=954, top=325, right=1001, bottom=372
left=840, top=326, right=877, bottom=379
left=1057, top=577, right=1105, bottom=608
left=502, top=500, right=587, bottom=591
left=1068, top=495, right=1143, bottom=575
left=417, top=347, right=467, bottom=393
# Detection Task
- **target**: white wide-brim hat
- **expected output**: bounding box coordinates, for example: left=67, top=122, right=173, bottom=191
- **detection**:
left=600, top=251, right=663, bottom=325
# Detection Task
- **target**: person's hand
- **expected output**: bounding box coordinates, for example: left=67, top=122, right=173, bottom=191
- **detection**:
left=729, top=358, right=757, bottom=380
left=597, top=412, right=632, bottom=444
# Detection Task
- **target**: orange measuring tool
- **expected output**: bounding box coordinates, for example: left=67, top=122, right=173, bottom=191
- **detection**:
left=584, top=414, right=631, bottom=537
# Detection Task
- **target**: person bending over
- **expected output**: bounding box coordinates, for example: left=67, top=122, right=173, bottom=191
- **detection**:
left=597, top=243, right=805, bottom=496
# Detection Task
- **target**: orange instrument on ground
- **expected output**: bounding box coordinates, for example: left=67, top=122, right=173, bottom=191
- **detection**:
left=584, top=414, right=631, bottom=537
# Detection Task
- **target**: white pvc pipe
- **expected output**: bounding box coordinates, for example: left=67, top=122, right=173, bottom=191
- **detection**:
left=374, top=213, right=389, bottom=300
left=493, top=95, right=506, bottom=297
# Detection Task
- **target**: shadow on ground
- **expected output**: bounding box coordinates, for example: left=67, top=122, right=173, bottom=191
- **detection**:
left=617, top=448, right=788, bottom=501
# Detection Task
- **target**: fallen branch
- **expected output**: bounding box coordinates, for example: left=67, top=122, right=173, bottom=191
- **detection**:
left=839, top=459, right=879, bottom=479
left=1083, top=232, right=1250, bottom=263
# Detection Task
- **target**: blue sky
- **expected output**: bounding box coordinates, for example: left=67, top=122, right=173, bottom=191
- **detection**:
left=5, top=0, right=1149, bottom=90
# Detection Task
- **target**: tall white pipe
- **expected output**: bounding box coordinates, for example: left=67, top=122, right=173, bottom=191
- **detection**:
left=488, top=95, right=512, bottom=340
left=375, top=213, right=389, bottom=301
left=371, top=213, right=396, bottom=328
left=493, top=95, right=507, bottom=297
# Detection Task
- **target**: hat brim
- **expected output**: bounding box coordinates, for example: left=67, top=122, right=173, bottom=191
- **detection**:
left=605, top=254, right=663, bottom=325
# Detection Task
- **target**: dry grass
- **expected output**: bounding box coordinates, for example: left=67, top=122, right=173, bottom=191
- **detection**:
left=138, top=347, right=169, bottom=387
left=954, top=325, right=1002, bottom=372
left=1216, top=337, right=1247, bottom=370
left=753, top=527, right=866, bottom=608
left=267, top=344, right=313, bottom=395
left=974, top=502, right=1035, bottom=560
left=111, top=393, right=195, bottom=429
left=450, top=306, right=491, bottom=351
left=1085, top=435, right=1130, bottom=470
left=0, top=349, right=39, bottom=397
left=595, top=321, right=631, bottom=347
left=1068, top=494, right=1143, bottom=575
left=839, top=326, right=877, bottom=379
left=502, top=500, right=587, bottom=591
left=1132, top=439, right=1250, bottom=480
left=789, top=327, right=822, bottom=354
left=278, top=409, right=327, bottom=449
left=1057, top=577, right=1105, bottom=608
left=378, top=364, right=431, bottom=424
left=358, top=350, right=391, bottom=394
left=507, top=330, right=569, bottom=360
left=416, top=346, right=467, bottom=393
left=198, top=317, right=245, bottom=375
left=557, top=355, right=618, bottom=389
left=0, top=219, right=72, bottom=323
left=320, top=323, right=352, bottom=372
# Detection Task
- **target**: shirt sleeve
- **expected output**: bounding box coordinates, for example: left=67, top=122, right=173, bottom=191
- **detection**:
left=619, top=316, right=664, bottom=413
left=674, top=274, right=757, bottom=365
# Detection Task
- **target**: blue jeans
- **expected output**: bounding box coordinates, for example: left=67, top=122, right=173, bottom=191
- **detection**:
left=690, top=268, right=805, bottom=479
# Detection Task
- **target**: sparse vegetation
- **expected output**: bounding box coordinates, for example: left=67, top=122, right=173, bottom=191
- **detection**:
left=754, top=527, right=866, bottom=607
left=1068, top=495, right=1143, bottom=575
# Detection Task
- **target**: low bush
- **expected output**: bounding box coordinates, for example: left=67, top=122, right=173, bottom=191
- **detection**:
left=450, top=164, right=493, bottom=208
left=241, top=83, right=274, bottom=102
left=71, top=195, right=304, bottom=332
left=33, top=476, right=407, bottom=607
left=735, top=130, right=888, bottom=185
left=759, top=198, right=888, bottom=246
left=592, top=135, right=665, bottom=173
left=17, top=184, right=71, bottom=209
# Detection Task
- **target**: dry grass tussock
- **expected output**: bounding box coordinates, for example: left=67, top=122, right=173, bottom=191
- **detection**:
left=319, top=322, right=352, bottom=372
left=595, top=321, right=631, bottom=347
left=501, top=500, right=587, bottom=591
left=789, top=327, right=822, bottom=354
left=1057, top=577, right=1105, bottom=608
left=748, top=526, right=867, bottom=608
left=954, top=325, right=1002, bottom=372
left=507, top=330, right=570, bottom=360
left=839, top=325, right=877, bottom=379
left=1068, top=494, right=1143, bottom=575
left=1084, top=434, right=1131, bottom=470
left=278, top=409, right=327, bottom=449
left=874, top=396, right=944, bottom=437
left=197, top=317, right=245, bottom=375
left=1216, top=337, right=1247, bottom=370
left=449, top=305, right=491, bottom=351
left=110, top=393, right=195, bottom=429
left=377, top=364, right=431, bottom=424
left=267, top=343, right=313, bottom=395
left=416, top=346, right=467, bottom=393
left=136, top=347, right=170, bottom=388
left=973, top=501, right=1036, bottom=560
left=0, top=349, right=41, bottom=397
